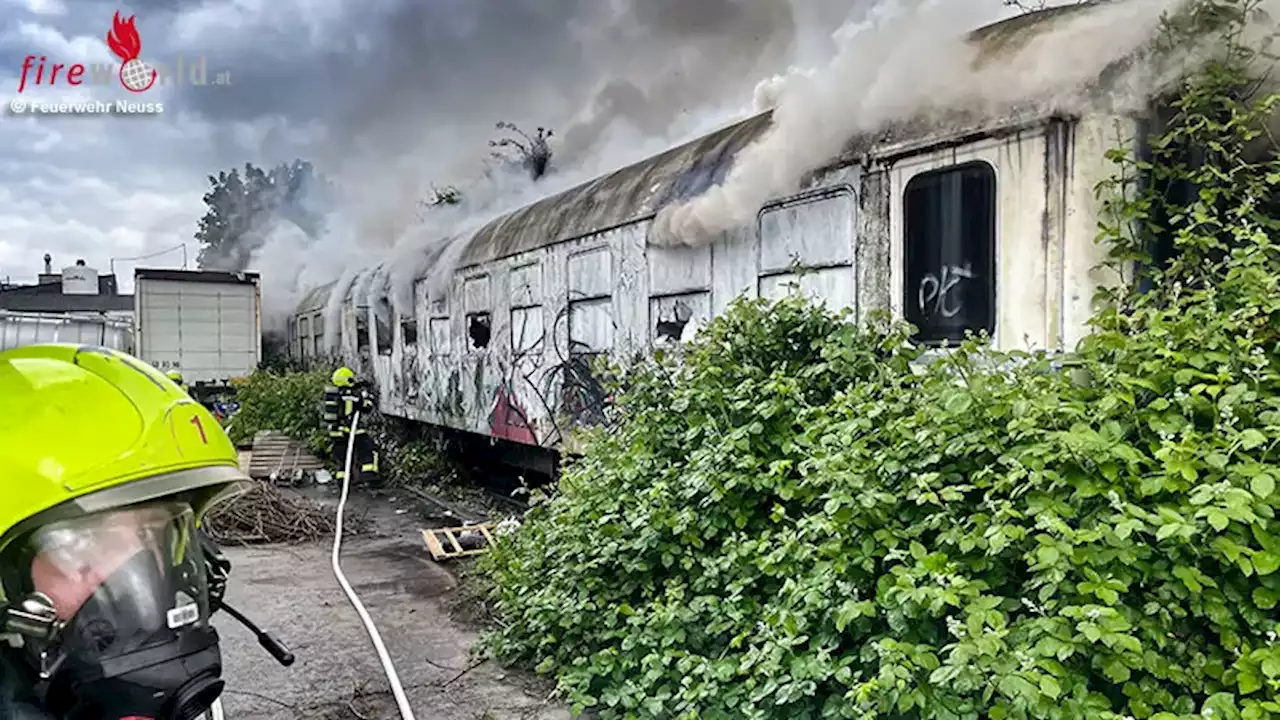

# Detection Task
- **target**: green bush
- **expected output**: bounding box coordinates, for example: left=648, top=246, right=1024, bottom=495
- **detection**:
left=226, top=368, right=333, bottom=456
left=479, top=2, right=1280, bottom=718
left=363, top=414, right=457, bottom=485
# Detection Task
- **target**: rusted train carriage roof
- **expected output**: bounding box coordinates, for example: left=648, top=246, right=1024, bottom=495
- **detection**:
left=454, top=2, right=1112, bottom=270
left=297, top=282, right=335, bottom=312
left=458, top=111, right=775, bottom=268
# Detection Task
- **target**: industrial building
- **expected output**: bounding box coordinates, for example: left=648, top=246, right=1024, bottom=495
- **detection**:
left=0, top=254, right=134, bottom=352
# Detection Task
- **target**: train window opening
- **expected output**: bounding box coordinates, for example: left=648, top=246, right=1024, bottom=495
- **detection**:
left=312, top=313, right=324, bottom=361
left=298, top=317, right=310, bottom=361
left=568, top=247, right=614, bottom=355
left=468, top=312, right=492, bottom=349
left=510, top=263, right=543, bottom=308
left=1139, top=111, right=1199, bottom=294
left=648, top=292, right=708, bottom=346
left=375, top=299, right=393, bottom=355
left=401, top=318, right=419, bottom=347
left=569, top=297, right=614, bottom=355
left=463, top=274, right=492, bottom=352
left=903, top=161, right=996, bottom=345
left=429, top=317, right=451, bottom=355
left=654, top=308, right=689, bottom=342
left=758, top=188, right=856, bottom=274
left=511, top=306, right=543, bottom=356
left=356, top=308, right=370, bottom=353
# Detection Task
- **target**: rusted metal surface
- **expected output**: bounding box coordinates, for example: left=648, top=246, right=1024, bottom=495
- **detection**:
left=457, top=113, right=775, bottom=269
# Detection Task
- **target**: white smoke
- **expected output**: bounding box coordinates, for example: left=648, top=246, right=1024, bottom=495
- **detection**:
left=241, top=0, right=1229, bottom=342
left=235, top=0, right=868, bottom=337
left=649, top=0, right=1194, bottom=247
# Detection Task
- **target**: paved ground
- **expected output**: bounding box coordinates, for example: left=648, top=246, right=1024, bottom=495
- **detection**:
left=213, top=486, right=571, bottom=720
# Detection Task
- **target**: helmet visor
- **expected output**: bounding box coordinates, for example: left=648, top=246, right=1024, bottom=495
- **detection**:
left=5, top=502, right=211, bottom=673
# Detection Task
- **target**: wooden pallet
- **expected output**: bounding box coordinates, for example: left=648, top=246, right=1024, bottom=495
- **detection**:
left=247, top=431, right=326, bottom=479
left=422, top=523, right=497, bottom=560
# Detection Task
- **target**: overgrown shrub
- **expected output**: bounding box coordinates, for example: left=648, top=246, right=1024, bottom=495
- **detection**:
left=226, top=368, right=333, bottom=456
left=479, top=2, right=1280, bottom=718
left=364, top=413, right=457, bottom=484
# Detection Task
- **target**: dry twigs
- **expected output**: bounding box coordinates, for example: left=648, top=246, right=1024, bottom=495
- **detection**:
left=203, top=480, right=368, bottom=545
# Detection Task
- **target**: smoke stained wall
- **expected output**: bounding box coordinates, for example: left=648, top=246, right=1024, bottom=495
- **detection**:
left=241, top=0, right=1222, bottom=345
left=649, top=0, right=1200, bottom=247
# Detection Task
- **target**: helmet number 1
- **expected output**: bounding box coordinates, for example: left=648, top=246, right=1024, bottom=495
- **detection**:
left=190, top=415, right=208, bottom=444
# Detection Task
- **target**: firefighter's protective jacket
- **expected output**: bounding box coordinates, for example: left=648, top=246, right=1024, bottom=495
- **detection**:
left=328, top=382, right=375, bottom=436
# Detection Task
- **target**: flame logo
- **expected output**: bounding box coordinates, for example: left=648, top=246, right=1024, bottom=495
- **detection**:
left=106, top=12, right=156, bottom=93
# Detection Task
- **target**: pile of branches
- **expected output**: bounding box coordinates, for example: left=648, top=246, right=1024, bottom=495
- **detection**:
left=203, top=480, right=368, bottom=545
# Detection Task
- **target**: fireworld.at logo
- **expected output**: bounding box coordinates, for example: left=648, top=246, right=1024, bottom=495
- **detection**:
left=16, top=11, right=230, bottom=94
left=107, top=11, right=156, bottom=91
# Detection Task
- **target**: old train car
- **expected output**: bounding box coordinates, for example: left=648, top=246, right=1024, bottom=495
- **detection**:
left=290, top=2, right=1176, bottom=467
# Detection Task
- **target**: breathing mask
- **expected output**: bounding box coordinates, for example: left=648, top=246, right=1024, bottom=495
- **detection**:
left=1, top=501, right=224, bottom=720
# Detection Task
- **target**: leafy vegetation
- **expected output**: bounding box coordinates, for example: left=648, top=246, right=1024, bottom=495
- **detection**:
left=227, top=368, right=457, bottom=481
left=362, top=414, right=457, bottom=485
left=195, top=159, right=335, bottom=271
left=226, top=368, right=334, bottom=456
left=479, top=2, right=1280, bottom=718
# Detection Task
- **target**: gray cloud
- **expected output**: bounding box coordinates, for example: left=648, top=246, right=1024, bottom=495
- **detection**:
left=0, top=0, right=867, bottom=296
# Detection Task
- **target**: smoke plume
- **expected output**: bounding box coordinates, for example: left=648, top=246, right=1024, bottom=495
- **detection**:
left=237, top=0, right=864, bottom=335
left=240, top=0, right=1223, bottom=341
left=649, top=0, right=1194, bottom=247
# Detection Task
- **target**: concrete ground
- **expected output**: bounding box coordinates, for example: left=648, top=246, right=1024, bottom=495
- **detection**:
left=212, top=487, right=572, bottom=720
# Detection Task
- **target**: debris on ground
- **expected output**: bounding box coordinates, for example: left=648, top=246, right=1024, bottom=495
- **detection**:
left=423, top=523, right=498, bottom=561
left=398, top=477, right=527, bottom=526
left=245, top=430, right=326, bottom=480
left=204, top=480, right=369, bottom=545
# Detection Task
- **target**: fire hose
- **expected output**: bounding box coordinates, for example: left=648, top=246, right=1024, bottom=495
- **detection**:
left=332, top=410, right=417, bottom=720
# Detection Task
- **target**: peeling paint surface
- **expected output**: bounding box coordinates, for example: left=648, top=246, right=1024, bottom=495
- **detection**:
left=291, top=107, right=1139, bottom=453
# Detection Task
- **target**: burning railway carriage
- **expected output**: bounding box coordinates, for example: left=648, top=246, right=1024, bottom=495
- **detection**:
left=287, top=3, right=1188, bottom=467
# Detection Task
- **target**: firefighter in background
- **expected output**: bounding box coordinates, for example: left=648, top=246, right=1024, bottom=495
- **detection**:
left=323, top=367, right=380, bottom=483
left=166, top=369, right=189, bottom=395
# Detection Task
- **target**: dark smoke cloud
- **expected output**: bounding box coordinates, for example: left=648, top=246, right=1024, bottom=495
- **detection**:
left=210, top=0, right=867, bottom=331
left=555, top=0, right=799, bottom=166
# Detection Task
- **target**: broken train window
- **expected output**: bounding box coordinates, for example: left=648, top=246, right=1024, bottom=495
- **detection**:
left=649, top=292, right=708, bottom=346
left=401, top=317, right=419, bottom=348
left=463, top=274, right=492, bottom=351
left=375, top=298, right=394, bottom=355
left=356, top=307, right=370, bottom=353
left=467, top=312, right=492, bottom=349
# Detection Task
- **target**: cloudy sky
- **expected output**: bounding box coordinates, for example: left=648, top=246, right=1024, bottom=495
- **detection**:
left=0, top=0, right=865, bottom=291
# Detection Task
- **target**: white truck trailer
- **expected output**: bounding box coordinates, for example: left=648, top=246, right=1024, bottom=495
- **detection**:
left=133, top=269, right=262, bottom=394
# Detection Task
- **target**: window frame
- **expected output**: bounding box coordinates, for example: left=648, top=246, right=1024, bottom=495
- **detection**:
left=756, top=185, right=857, bottom=278
left=567, top=245, right=614, bottom=356
left=355, top=305, right=371, bottom=353
left=463, top=273, right=493, bottom=355
left=901, top=160, right=997, bottom=346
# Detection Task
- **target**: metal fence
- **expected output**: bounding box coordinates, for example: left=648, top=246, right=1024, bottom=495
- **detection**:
left=0, top=311, right=133, bottom=353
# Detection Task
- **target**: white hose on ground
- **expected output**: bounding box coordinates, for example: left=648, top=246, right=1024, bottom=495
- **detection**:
left=332, top=410, right=417, bottom=720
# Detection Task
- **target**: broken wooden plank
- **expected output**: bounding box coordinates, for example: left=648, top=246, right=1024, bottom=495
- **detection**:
left=247, top=431, right=327, bottom=479
left=421, top=523, right=497, bottom=561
